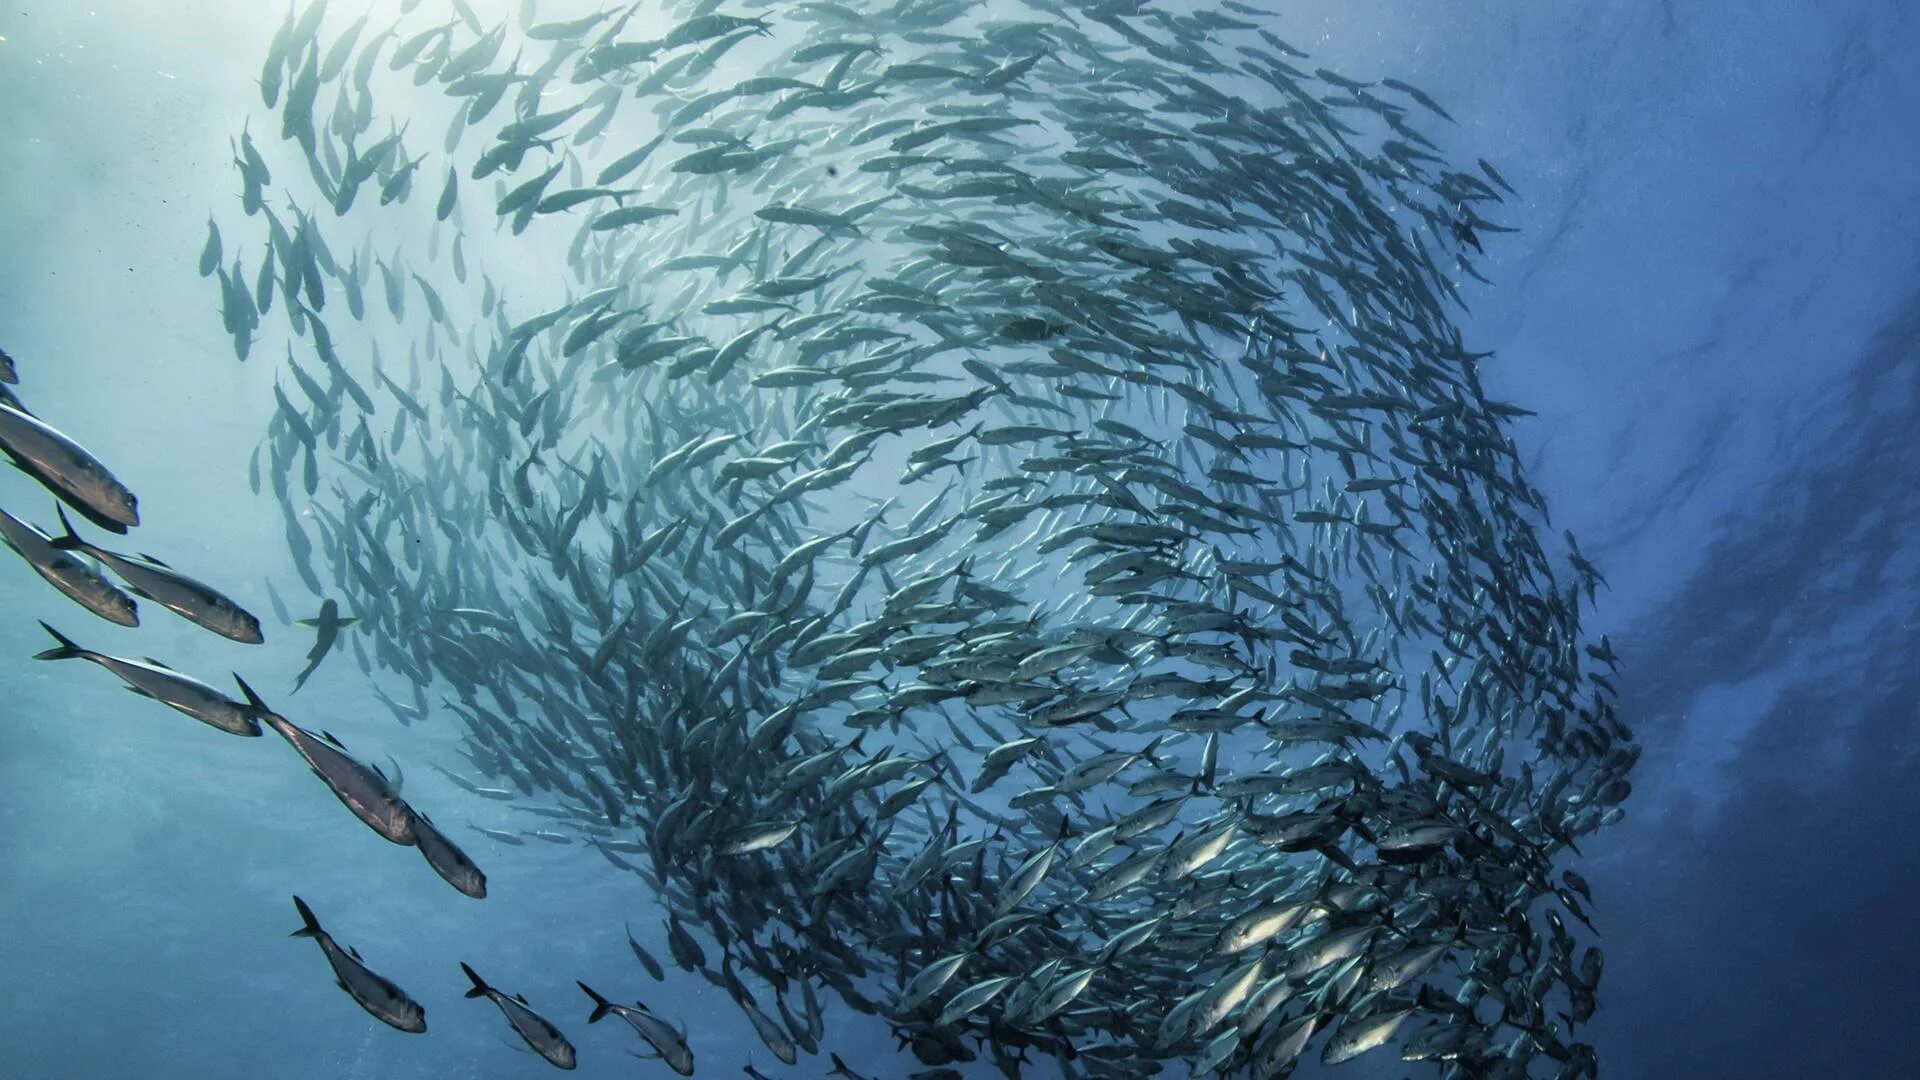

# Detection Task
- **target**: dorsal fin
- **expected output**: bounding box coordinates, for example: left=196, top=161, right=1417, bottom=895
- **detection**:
left=321, top=729, right=346, bottom=748
left=348, top=946, right=362, bottom=962
left=139, top=553, right=172, bottom=568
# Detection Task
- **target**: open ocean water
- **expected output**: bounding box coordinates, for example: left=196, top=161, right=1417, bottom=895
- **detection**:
left=2, top=2, right=1917, bottom=1078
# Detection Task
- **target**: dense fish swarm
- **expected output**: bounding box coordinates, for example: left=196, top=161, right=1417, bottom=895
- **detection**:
left=206, top=0, right=1638, bottom=1075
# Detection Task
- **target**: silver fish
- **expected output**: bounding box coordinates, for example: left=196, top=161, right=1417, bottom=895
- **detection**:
left=462, top=963, right=576, bottom=1070
left=0, top=402, right=138, bottom=533
left=33, top=623, right=257, bottom=736
left=409, top=810, right=486, bottom=898
left=240, top=678, right=412, bottom=844
left=289, top=896, right=425, bottom=1033
left=577, top=982, right=693, bottom=1075
left=50, top=508, right=260, bottom=643
left=0, top=505, right=137, bottom=626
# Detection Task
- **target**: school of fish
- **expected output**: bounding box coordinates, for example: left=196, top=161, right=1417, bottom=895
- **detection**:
left=1, top=0, right=1642, bottom=1076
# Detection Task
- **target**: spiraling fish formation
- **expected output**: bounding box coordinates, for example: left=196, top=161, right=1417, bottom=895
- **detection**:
left=206, top=0, right=1638, bottom=1076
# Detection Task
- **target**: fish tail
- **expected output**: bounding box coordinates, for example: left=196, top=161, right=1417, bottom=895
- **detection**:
left=289, top=895, right=321, bottom=938
left=576, top=980, right=611, bottom=1022
left=32, top=621, right=83, bottom=662
left=461, top=962, right=490, bottom=998
left=1139, top=735, right=1165, bottom=767
left=45, top=505, right=84, bottom=552
left=233, top=674, right=271, bottom=715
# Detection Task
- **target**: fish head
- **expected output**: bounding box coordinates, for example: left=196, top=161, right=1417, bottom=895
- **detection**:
left=100, top=588, right=139, bottom=627
left=426, top=829, right=488, bottom=898
left=453, top=864, right=487, bottom=898
left=110, top=489, right=139, bottom=528
left=80, top=462, right=140, bottom=528
left=395, top=1000, right=427, bottom=1033
left=214, top=596, right=265, bottom=643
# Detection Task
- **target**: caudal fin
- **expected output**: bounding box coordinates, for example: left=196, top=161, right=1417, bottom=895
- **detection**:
left=460, top=961, right=490, bottom=999
left=289, top=895, right=322, bottom=938
left=1139, top=735, right=1165, bottom=767
left=32, top=621, right=84, bottom=662
left=233, top=674, right=271, bottom=716
left=45, top=505, right=84, bottom=552
left=576, top=980, right=612, bottom=1023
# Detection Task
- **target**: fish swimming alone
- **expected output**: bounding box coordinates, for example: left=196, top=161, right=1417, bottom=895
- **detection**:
left=33, top=622, right=259, bottom=736
left=291, top=597, right=357, bottom=691
left=462, top=963, right=577, bottom=1070
left=288, top=895, right=426, bottom=1033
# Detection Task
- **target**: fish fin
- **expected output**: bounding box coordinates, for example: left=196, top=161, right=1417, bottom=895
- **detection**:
left=290, top=895, right=321, bottom=937
left=320, top=729, right=346, bottom=748
left=460, top=962, right=489, bottom=998
left=32, top=621, right=84, bottom=662
left=577, top=981, right=611, bottom=1022
left=143, top=657, right=174, bottom=670
left=513, top=993, right=528, bottom=1005
left=233, top=674, right=271, bottom=714
left=137, top=553, right=172, bottom=568
left=46, top=506, right=85, bottom=551
left=1139, top=735, right=1165, bottom=767
left=348, top=946, right=363, bottom=962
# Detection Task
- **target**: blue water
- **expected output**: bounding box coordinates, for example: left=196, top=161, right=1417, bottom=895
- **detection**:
left=2, top=2, right=1918, bottom=1077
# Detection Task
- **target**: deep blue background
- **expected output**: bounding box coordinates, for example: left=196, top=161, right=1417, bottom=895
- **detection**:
left=2, top=2, right=1917, bottom=1077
